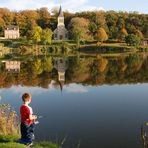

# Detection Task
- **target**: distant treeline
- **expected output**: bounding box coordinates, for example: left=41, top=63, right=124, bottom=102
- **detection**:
left=0, top=7, right=148, bottom=40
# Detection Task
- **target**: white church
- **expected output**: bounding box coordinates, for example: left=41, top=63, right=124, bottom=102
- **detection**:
left=54, top=6, right=68, bottom=40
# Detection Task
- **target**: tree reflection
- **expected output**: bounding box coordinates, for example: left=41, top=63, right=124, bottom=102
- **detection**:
left=0, top=54, right=148, bottom=88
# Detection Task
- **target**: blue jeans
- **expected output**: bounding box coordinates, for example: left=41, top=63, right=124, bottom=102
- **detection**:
left=20, top=122, right=35, bottom=143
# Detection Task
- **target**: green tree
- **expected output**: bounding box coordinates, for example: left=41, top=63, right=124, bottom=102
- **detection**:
left=89, top=22, right=98, bottom=38
left=32, top=26, right=42, bottom=43
left=125, top=34, right=141, bottom=46
left=96, top=27, right=108, bottom=44
left=41, top=28, right=53, bottom=45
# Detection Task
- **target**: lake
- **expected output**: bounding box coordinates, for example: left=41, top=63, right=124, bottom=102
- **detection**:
left=0, top=54, right=148, bottom=148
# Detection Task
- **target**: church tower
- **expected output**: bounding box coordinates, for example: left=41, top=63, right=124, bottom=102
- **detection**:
left=54, top=6, right=68, bottom=40
left=58, top=6, right=64, bottom=27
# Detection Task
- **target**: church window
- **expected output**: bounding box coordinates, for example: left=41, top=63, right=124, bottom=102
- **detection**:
left=55, top=34, right=57, bottom=38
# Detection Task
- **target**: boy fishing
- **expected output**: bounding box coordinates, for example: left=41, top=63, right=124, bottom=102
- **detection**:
left=19, top=93, right=37, bottom=146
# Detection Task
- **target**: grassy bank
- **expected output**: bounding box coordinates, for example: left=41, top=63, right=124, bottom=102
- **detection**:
left=0, top=135, right=61, bottom=148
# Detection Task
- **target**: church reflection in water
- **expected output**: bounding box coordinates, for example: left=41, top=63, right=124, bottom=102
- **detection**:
left=53, top=57, right=68, bottom=91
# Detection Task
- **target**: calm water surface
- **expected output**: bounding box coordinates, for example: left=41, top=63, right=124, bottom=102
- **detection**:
left=0, top=55, right=148, bottom=148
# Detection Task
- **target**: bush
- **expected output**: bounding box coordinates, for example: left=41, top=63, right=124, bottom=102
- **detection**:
left=0, top=104, right=19, bottom=136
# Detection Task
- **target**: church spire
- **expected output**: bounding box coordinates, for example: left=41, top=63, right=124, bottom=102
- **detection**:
left=58, top=5, right=63, bottom=17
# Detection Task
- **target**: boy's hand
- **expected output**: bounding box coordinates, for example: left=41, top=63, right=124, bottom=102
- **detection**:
left=33, top=115, right=37, bottom=120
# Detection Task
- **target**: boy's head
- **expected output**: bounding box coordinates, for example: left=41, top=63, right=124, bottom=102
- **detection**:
left=22, top=93, right=31, bottom=103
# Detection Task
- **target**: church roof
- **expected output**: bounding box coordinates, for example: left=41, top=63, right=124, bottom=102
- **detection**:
left=58, top=6, right=64, bottom=17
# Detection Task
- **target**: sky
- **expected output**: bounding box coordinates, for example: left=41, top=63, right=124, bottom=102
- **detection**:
left=0, top=0, right=147, bottom=14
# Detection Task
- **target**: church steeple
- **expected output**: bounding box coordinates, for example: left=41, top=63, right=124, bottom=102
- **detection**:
left=58, top=6, right=64, bottom=27
left=58, top=5, right=63, bottom=17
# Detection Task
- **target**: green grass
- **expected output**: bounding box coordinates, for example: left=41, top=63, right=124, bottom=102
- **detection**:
left=0, top=142, right=61, bottom=148
left=0, top=135, right=61, bottom=148
left=0, top=142, right=26, bottom=148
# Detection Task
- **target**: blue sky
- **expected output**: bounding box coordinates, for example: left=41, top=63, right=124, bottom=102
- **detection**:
left=0, top=0, right=147, bottom=13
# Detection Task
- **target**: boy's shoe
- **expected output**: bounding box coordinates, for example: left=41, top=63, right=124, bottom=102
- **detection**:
left=26, top=142, right=33, bottom=146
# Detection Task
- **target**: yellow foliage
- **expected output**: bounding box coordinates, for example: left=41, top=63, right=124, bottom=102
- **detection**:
left=98, top=58, right=108, bottom=72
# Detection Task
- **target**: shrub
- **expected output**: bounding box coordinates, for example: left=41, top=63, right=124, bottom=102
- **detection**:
left=0, top=104, right=19, bottom=136
left=125, top=34, right=141, bottom=46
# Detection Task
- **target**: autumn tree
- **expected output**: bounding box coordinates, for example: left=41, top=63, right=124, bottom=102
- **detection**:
left=15, top=10, right=39, bottom=36
left=118, top=28, right=128, bottom=41
left=37, top=7, right=50, bottom=29
left=68, top=17, right=92, bottom=46
left=95, top=11, right=106, bottom=28
left=134, top=29, right=144, bottom=39
left=96, top=28, right=108, bottom=44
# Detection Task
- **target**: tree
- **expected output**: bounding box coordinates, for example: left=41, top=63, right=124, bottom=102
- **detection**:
left=125, top=34, right=141, bottom=46
left=96, top=28, right=108, bottom=44
left=37, top=7, right=50, bottom=29
left=117, top=17, right=125, bottom=29
left=109, top=26, right=119, bottom=39
left=41, top=28, right=53, bottom=45
left=134, top=29, right=144, bottom=39
left=95, top=11, right=106, bottom=28
left=32, top=26, right=42, bottom=43
left=0, top=17, right=5, bottom=36
left=68, top=17, right=92, bottom=46
left=15, top=10, right=39, bottom=36
left=118, top=28, right=128, bottom=41
left=89, top=22, right=98, bottom=38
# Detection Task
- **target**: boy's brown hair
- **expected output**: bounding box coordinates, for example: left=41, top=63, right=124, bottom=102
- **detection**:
left=22, top=93, right=31, bottom=102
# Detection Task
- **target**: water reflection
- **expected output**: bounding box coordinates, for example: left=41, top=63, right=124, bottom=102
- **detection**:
left=0, top=54, right=148, bottom=88
left=1, top=54, right=148, bottom=148
left=53, top=57, right=68, bottom=92
left=2, top=60, right=21, bottom=73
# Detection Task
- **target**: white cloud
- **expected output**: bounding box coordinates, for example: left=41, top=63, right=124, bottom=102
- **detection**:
left=0, top=0, right=55, bottom=11
left=0, top=0, right=104, bottom=12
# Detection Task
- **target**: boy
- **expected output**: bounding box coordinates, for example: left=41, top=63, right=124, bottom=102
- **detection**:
left=20, top=93, right=37, bottom=146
